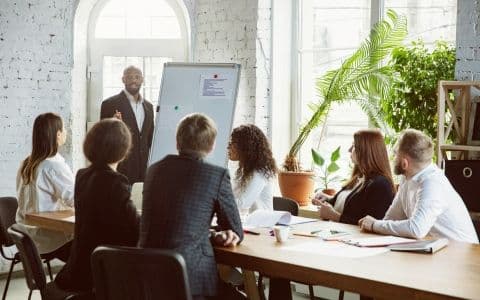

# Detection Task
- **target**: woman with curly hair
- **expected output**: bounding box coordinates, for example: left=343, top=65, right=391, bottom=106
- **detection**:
left=228, top=124, right=277, bottom=215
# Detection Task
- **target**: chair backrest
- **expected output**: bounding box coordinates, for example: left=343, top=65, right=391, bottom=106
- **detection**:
left=91, top=246, right=192, bottom=300
left=0, top=197, right=18, bottom=247
left=7, top=224, right=46, bottom=291
left=470, top=214, right=480, bottom=241
left=273, top=196, right=299, bottom=216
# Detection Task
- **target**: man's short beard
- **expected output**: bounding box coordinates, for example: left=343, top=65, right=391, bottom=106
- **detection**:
left=126, top=86, right=140, bottom=95
left=394, top=162, right=405, bottom=175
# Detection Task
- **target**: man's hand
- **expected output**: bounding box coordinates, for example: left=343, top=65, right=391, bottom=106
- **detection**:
left=113, top=110, right=123, bottom=120
left=358, top=215, right=377, bottom=232
left=318, top=201, right=340, bottom=221
left=212, top=230, right=240, bottom=247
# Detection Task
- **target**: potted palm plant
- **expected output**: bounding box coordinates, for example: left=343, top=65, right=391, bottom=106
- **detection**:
left=278, top=10, right=407, bottom=206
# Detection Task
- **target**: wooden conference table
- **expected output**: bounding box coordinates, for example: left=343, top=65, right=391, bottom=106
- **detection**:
left=25, top=211, right=480, bottom=300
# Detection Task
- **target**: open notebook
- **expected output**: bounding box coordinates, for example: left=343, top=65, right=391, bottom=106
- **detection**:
left=243, top=209, right=317, bottom=229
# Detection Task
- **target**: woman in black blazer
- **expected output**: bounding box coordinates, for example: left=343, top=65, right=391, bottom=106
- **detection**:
left=55, top=119, right=139, bottom=293
left=314, top=129, right=395, bottom=225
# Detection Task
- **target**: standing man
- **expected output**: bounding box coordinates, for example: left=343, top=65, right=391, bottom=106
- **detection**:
left=100, top=66, right=154, bottom=184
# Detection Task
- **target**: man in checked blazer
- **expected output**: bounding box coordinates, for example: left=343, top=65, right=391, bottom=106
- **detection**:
left=139, top=113, right=244, bottom=300
left=100, top=65, right=154, bottom=184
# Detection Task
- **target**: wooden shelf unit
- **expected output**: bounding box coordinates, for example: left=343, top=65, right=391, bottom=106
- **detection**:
left=437, top=81, right=480, bottom=166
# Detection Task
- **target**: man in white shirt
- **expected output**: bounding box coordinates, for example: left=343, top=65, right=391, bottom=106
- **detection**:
left=100, top=66, right=154, bottom=184
left=359, top=129, right=478, bottom=243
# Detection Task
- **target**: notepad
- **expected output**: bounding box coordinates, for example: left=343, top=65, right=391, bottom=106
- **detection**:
left=388, top=238, right=449, bottom=253
left=341, top=236, right=416, bottom=247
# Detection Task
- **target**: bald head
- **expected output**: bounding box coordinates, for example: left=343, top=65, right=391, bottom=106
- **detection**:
left=123, top=65, right=142, bottom=77
left=122, top=66, right=144, bottom=97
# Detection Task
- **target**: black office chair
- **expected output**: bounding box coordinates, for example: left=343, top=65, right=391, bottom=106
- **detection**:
left=0, top=196, right=21, bottom=300
left=7, top=224, right=82, bottom=300
left=91, top=246, right=192, bottom=300
left=273, top=196, right=299, bottom=216
left=0, top=197, right=58, bottom=300
left=470, top=213, right=480, bottom=241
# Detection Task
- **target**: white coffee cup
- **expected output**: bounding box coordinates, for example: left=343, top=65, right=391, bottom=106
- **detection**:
left=273, top=225, right=290, bottom=243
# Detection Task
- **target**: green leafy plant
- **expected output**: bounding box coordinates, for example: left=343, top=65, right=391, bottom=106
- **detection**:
left=283, top=10, right=407, bottom=171
left=381, top=40, right=456, bottom=139
left=311, top=147, right=342, bottom=191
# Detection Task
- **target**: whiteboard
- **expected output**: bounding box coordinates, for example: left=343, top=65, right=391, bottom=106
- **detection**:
left=148, top=63, right=241, bottom=167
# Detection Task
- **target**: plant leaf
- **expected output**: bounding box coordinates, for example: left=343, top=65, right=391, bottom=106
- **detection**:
left=330, top=146, right=341, bottom=162
left=327, top=162, right=340, bottom=173
left=285, top=9, right=407, bottom=166
left=311, top=148, right=325, bottom=166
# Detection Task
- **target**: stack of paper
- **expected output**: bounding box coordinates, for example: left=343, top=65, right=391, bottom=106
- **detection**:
left=243, top=209, right=317, bottom=229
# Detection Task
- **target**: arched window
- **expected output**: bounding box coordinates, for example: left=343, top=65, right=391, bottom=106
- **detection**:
left=87, top=0, right=189, bottom=122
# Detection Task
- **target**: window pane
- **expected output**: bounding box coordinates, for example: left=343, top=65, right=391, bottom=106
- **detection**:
left=95, top=0, right=182, bottom=39
left=299, top=0, right=370, bottom=186
left=102, top=56, right=172, bottom=116
left=385, top=0, right=456, bottom=45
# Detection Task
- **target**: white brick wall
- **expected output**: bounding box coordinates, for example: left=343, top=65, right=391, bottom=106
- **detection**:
left=0, top=0, right=76, bottom=198
left=194, top=0, right=272, bottom=134
left=0, top=0, right=196, bottom=199
left=455, top=0, right=480, bottom=80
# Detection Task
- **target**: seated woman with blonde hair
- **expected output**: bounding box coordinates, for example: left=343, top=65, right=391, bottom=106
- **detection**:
left=313, top=129, right=395, bottom=224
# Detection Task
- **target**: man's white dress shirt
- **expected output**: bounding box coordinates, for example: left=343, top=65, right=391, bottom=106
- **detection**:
left=124, top=89, right=145, bottom=131
left=373, top=164, right=478, bottom=243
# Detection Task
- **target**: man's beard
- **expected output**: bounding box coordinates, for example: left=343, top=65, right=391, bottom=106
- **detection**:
left=126, top=85, right=140, bottom=96
left=394, top=161, right=405, bottom=175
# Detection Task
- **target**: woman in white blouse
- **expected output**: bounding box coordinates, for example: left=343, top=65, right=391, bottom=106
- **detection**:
left=16, top=112, right=74, bottom=260
left=228, top=124, right=277, bottom=215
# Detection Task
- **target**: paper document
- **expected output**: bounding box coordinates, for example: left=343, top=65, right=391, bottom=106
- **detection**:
left=199, top=74, right=233, bottom=100
left=243, top=210, right=317, bottom=229
left=283, top=241, right=389, bottom=258
left=279, top=215, right=318, bottom=226
left=244, top=210, right=290, bottom=228
left=293, top=229, right=351, bottom=241
left=341, top=236, right=416, bottom=247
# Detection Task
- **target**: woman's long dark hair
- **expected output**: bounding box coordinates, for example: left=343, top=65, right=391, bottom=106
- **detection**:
left=348, top=129, right=395, bottom=191
left=230, top=124, right=277, bottom=188
left=20, top=113, right=63, bottom=184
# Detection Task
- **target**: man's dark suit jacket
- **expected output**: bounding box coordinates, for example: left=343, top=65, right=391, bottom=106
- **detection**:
left=139, top=153, right=243, bottom=298
left=100, top=91, right=154, bottom=184
left=333, top=175, right=394, bottom=225
left=55, top=165, right=139, bottom=292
